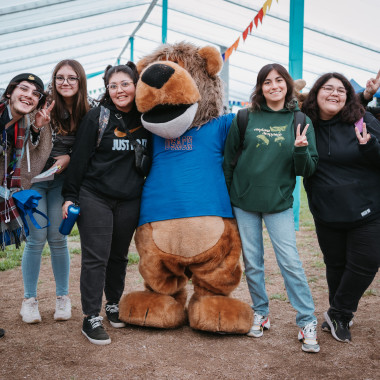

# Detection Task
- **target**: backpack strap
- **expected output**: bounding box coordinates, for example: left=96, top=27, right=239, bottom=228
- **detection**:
left=231, top=108, right=249, bottom=168
left=293, top=110, right=307, bottom=137
left=97, top=106, right=110, bottom=148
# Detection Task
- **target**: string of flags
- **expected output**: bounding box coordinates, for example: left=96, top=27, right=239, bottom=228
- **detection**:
left=222, top=0, right=279, bottom=62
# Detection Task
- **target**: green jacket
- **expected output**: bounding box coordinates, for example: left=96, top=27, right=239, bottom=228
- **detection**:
left=223, top=104, right=318, bottom=213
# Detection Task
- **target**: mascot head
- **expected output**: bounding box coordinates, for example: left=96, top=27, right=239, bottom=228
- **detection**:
left=135, top=42, right=224, bottom=139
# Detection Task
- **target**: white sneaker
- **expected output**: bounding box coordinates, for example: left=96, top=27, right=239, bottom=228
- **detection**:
left=20, top=298, right=41, bottom=324
left=247, top=313, right=270, bottom=338
left=54, top=295, right=72, bottom=321
left=298, top=320, right=320, bottom=353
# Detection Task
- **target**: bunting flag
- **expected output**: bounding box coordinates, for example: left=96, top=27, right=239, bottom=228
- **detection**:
left=222, top=0, right=279, bottom=62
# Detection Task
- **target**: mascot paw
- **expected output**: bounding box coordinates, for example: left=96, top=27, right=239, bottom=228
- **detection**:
left=119, top=291, right=187, bottom=328
left=188, top=294, right=253, bottom=334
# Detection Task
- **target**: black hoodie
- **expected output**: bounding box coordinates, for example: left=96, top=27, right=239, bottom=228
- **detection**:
left=62, top=103, right=150, bottom=202
left=304, top=111, right=380, bottom=227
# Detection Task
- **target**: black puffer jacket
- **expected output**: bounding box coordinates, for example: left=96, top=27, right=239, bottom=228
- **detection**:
left=304, top=111, right=380, bottom=227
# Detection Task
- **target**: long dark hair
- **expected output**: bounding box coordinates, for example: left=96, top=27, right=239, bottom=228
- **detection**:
left=50, top=59, right=89, bottom=135
left=301, top=72, right=365, bottom=126
left=250, top=63, right=295, bottom=112
left=99, top=62, right=139, bottom=106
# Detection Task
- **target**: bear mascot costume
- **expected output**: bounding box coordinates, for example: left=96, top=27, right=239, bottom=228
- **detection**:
left=119, top=42, right=253, bottom=334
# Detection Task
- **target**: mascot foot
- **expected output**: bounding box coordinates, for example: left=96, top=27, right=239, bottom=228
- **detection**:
left=188, top=294, right=253, bottom=334
left=119, top=291, right=187, bottom=328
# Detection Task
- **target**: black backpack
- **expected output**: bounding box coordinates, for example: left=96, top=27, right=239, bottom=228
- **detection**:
left=230, top=108, right=306, bottom=168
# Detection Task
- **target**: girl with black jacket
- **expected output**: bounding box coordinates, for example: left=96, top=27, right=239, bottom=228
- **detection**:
left=302, top=72, right=380, bottom=344
left=62, top=62, right=150, bottom=345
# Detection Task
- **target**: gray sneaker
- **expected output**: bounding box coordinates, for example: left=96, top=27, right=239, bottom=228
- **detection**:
left=298, top=320, right=320, bottom=353
left=247, top=313, right=270, bottom=338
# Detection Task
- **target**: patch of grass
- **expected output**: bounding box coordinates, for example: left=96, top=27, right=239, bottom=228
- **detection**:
left=269, top=293, right=287, bottom=301
left=363, top=289, right=377, bottom=297
left=69, top=223, right=79, bottom=237
left=311, top=260, right=325, bottom=269
left=69, top=247, right=81, bottom=255
left=308, top=276, right=319, bottom=283
left=0, top=244, right=25, bottom=271
left=128, top=252, right=140, bottom=265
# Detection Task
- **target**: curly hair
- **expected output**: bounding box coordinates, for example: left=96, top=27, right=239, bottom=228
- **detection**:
left=301, top=72, right=365, bottom=126
left=249, top=63, right=296, bottom=112
left=99, top=62, right=139, bottom=107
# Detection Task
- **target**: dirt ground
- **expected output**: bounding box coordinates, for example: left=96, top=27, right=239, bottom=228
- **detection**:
left=0, top=228, right=379, bottom=380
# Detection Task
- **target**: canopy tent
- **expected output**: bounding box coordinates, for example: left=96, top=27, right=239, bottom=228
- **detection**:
left=0, top=0, right=379, bottom=103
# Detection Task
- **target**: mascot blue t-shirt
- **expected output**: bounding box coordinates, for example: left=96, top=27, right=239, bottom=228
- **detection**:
left=139, top=113, right=234, bottom=225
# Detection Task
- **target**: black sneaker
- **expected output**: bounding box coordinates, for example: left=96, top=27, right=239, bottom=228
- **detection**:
left=322, top=319, right=353, bottom=332
left=324, top=311, right=351, bottom=342
left=105, top=302, right=126, bottom=328
left=0, top=328, right=5, bottom=339
left=82, top=315, right=111, bottom=345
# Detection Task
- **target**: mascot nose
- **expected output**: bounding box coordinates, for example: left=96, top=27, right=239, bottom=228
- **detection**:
left=141, top=63, right=175, bottom=89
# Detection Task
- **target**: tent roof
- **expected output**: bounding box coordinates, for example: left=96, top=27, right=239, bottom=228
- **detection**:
left=0, top=0, right=379, bottom=102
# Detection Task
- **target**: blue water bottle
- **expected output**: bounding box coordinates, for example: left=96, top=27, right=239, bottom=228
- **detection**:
left=59, top=203, right=80, bottom=235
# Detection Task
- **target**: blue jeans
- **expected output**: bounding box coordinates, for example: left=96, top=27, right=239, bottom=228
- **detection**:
left=21, top=175, right=70, bottom=298
left=233, top=207, right=316, bottom=327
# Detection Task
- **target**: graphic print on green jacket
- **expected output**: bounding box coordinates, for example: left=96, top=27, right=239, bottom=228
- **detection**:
left=223, top=104, right=318, bottom=214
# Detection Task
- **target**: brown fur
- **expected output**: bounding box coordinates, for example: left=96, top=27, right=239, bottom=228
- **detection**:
left=136, top=61, right=200, bottom=113
left=135, top=42, right=224, bottom=127
left=294, top=78, right=308, bottom=108
left=118, top=42, right=253, bottom=334
left=151, top=216, right=225, bottom=257
left=119, top=219, right=253, bottom=332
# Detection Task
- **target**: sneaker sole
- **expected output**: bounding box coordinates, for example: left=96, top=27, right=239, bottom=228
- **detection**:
left=302, top=343, right=320, bottom=353
left=247, top=323, right=269, bottom=338
left=324, top=311, right=350, bottom=343
left=54, top=314, right=72, bottom=321
left=20, top=314, right=41, bottom=324
left=109, top=320, right=126, bottom=328
left=81, top=329, right=111, bottom=345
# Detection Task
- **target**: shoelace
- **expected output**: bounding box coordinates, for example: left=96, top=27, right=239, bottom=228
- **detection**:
left=303, top=320, right=317, bottom=338
left=105, top=304, right=119, bottom=314
left=56, top=297, right=67, bottom=311
left=88, top=316, right=103, bottom=329
left=254, top=313, right=265, bottom=325
left=26, top=300, right=39, bottom=314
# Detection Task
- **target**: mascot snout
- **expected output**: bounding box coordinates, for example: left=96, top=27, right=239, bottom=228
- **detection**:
left=136, top=61, right=200, bottom=139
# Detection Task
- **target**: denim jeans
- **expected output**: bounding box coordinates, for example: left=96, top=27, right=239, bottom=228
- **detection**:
left=233, top=207, right=316, bottom=327
left=78, top=187, right=140, bottom=316
left=21, top=175, right=69, bottom=298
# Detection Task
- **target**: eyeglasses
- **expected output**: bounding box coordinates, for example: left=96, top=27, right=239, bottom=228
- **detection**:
left=321, top=85, right=347, bottom=96
left=16, top=84, right=44, bottom=100
left=55, top=75, right=79, bottom=85
left=107, top=81, right=134, bottom=92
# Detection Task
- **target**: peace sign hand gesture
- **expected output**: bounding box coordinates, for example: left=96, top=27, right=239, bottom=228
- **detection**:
left=363, top=70, right=380, bottom=100
left=34, top=100, right=55, bottom=129
left=355, top=122, right=371, bottom=145
left=294, top=123, right=309, bottom=147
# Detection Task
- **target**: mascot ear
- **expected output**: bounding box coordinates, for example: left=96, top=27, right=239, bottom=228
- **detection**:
left=198, top=46, right=223, bottom=76
left=294, top=79, right=306, bottom=93
left=294, top=79, right=308, bottom=108
left=136, top=58, right=149, bottom=75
